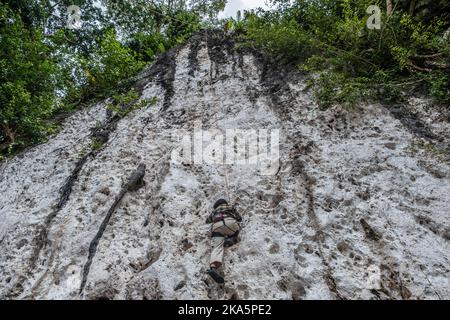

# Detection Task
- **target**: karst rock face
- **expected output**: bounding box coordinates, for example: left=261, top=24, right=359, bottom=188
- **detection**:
left=0, top=30, right=449, bottom=300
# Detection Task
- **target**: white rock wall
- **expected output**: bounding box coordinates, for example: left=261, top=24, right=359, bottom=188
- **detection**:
left=0, top=31, right=449, bottom=300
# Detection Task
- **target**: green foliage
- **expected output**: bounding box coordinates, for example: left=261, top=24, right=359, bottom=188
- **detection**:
left=84, top=28, right=145, bottom=95
left=126, top=10, right=201, bottom=62
left=106, top=88, right=158, bottom=117
left=90, top=137, right=104, bottom=151
left=127, top=32, right=169, bottom=62
left=427, top=72, right=450, bottom=102
left=0, top=3, right=61, bottom=154
left=166, top=11, right=202, bottom=45
left=242, top=0, right=450, bottom=108
left=1, top=1, right=214, bottom=157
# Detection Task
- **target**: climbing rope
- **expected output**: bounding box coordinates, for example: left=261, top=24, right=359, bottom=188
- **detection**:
left=223, top=166, right=232, bottom=205
left=200, top=30, right=236, bottom=207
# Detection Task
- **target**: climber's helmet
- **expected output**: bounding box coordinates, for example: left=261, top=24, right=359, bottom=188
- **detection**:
left=213, top=199, right=228, bottom=210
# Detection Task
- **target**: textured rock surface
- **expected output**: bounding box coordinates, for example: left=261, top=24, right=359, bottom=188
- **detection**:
left=0, top=30, right=449, bottom=300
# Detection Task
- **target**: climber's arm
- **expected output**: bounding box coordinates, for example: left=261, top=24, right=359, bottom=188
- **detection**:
left=232, top=208, right=242, bottom=222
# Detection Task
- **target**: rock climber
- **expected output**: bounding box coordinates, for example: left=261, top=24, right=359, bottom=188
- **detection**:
left=206, top=199, right=242, bottom=284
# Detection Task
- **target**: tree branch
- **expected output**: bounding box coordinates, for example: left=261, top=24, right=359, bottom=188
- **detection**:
left=409, top=62, right=432, bottom=73
left=412, top=53, right=443, bottom=59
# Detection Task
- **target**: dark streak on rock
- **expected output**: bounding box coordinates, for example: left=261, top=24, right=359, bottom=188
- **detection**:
left=6, top=102, right=136, bottom=298
left=188, top=33, right=202, bottom=78
left=205, top=30, right=234, bottom=76
left=384, top=104, right=437, bottom=141
left=362, top=218, right=413, bottom=299
left=415, top=214, right=450, bottom=242
left=384, top=103, right=450, bottom=155
left=135, top=49, right=179, bottom=113
left=360, top=218, right=382, bottom=242
left=291, top=154, right=344, bottom=300
left=79, top=164, right=146, bottom=294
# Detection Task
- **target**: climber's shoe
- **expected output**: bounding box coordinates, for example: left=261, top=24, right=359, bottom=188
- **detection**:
left=207, top=267, right=224, bottom=284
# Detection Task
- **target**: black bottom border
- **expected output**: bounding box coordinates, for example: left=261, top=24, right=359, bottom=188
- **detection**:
left=0, top=300, right=445, bottom=318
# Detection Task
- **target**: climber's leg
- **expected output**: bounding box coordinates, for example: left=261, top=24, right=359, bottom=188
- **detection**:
left=210, top=234, right=225, bottom=267
left=208, top=234, right=225, bottom=283
left=207, top=218, right=241, bottom=284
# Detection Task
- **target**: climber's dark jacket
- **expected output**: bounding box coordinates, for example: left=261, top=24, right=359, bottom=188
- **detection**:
left=206, top=204, right=242, bottom=224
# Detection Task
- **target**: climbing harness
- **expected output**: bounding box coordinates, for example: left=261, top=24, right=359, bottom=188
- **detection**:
left=209, top=205, right=242, bottom=240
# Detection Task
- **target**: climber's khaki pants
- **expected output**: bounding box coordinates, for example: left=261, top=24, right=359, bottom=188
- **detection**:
left=210, top=217, right=240, bottom=266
